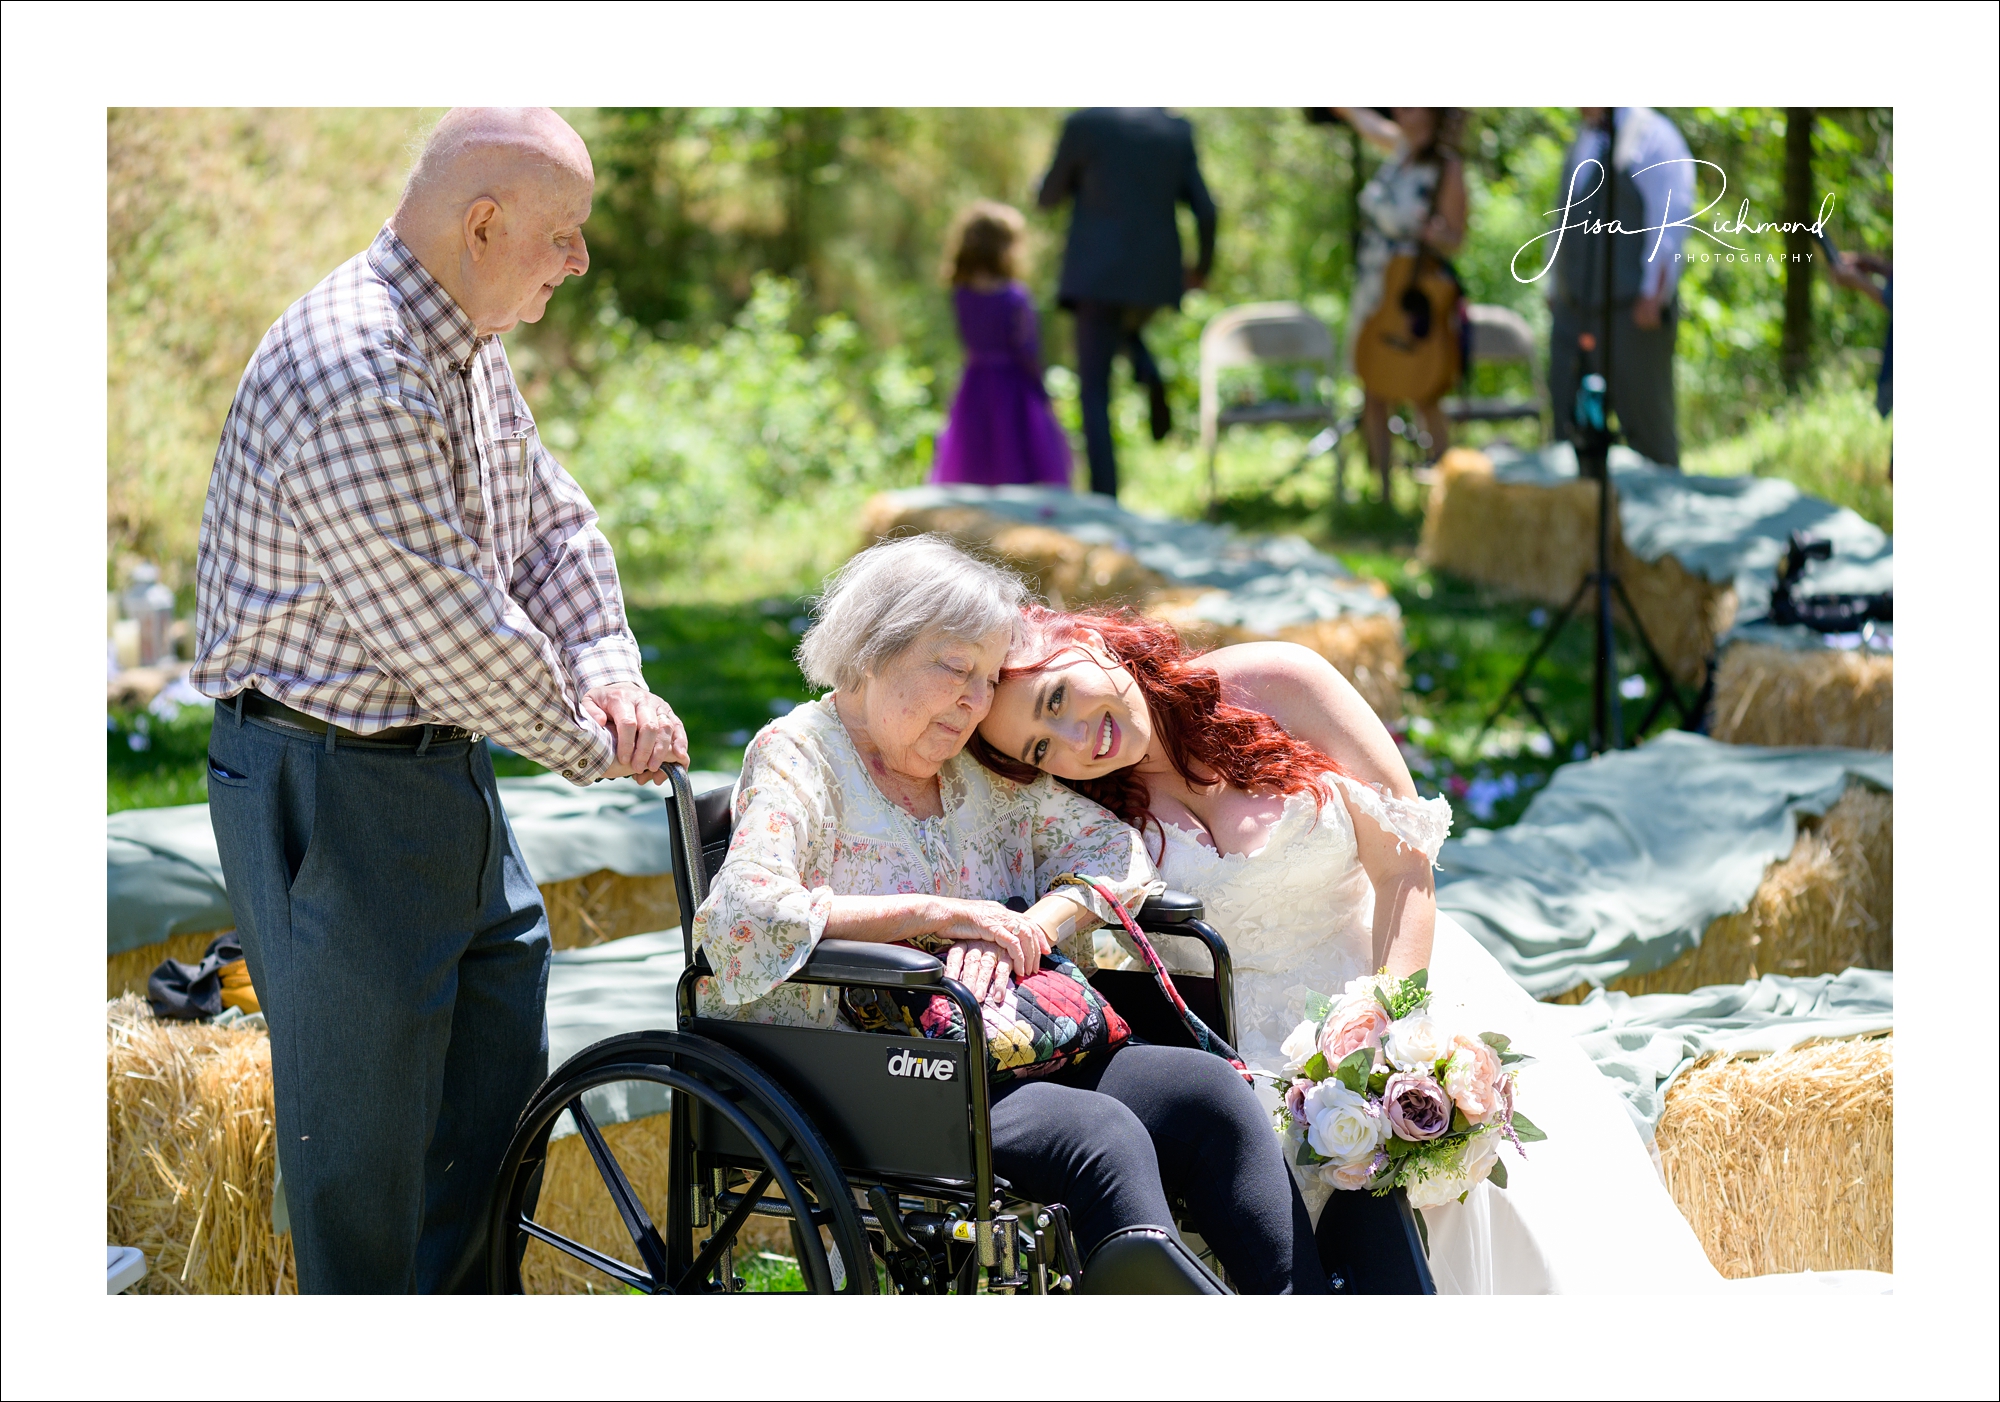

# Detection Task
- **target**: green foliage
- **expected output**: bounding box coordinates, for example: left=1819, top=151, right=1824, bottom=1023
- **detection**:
left=1659, top=107, right=1894, bottom=447
left=549, top=276, right=939, bottom=594
left=1333, top=1049, right=1374, bottom=1094
left=108, top=707, right=214, bottom=812
left=1685, top=382, right=1891, bottom=532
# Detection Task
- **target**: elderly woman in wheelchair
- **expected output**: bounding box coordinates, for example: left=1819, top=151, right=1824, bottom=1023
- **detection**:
left=486, top=536, right=1324, bottom=1294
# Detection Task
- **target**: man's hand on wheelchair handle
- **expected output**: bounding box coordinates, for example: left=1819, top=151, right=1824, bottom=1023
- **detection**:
left=584, top=682, right=689, bottom=784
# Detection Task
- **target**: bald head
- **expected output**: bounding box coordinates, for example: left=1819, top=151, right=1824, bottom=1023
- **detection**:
left=389, top=107, right=594, bottom=336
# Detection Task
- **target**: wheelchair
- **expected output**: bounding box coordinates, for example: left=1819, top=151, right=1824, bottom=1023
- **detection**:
left=488, top=765, right=1432, bottom=1295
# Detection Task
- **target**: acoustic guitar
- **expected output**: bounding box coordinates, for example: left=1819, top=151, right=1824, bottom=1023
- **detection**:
left=1353, top=248, right=1463, bottom=405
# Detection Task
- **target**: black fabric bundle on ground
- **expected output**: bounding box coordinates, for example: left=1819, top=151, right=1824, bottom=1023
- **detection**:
left=147, top=932, right=243, bottom=1020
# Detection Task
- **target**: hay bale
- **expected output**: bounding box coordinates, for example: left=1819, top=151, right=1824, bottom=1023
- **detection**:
left=1419, top=449, right=1733, bottom=687
left=108, top=871, right=680, bottom=997
left=540, top=870, right=681, bottom=950
left=1143, top=588, right=1407, bottom=720
left=863, top=492, right=1406, bottom=720
left=106, top=998, right=729, bottom=1295
left=520, top=1115, right=795, bottom=1293
left=106, top=995, right=296, bottom=1294
left=860, top=495, right=1161, bottom=609
left=108, top=929, right=223, bottom=1000
left=1547, top=780, right=1891, bottom=1003
left=1709, top=643, right=1892, bottom=751
left=1655, top=1036, right=1892, bottom=1277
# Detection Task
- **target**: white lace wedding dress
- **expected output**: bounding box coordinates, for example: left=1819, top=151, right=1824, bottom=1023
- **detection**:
left=1142, top=772, right=1727, bottom=1294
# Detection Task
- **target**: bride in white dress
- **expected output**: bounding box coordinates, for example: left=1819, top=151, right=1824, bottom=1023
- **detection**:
left=971, top=606, right=1725, bottom=1294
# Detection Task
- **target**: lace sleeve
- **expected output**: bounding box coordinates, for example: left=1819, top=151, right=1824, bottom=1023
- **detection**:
left=1330, top=772, right=1453, bottom=867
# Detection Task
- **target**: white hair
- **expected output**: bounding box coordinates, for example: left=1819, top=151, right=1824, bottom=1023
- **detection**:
left=797, top=535, right=1027, bottom=693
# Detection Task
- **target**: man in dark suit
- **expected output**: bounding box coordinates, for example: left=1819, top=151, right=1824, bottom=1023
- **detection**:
left=1038, top=108, right=1217, bottom=498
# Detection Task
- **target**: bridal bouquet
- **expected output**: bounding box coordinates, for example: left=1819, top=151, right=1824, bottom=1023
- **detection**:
left=1277, top=970, right=1545, bottom=1210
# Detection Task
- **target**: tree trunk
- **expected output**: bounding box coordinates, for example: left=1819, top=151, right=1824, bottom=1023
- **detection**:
left=1781, top=108, right=1816, bottom=391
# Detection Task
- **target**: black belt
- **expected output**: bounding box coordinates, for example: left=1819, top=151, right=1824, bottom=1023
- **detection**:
left=236, top=691, right=477, bottom=749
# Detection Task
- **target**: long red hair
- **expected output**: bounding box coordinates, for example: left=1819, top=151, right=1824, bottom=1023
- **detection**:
left=966, top=606, right=1343, bottom=852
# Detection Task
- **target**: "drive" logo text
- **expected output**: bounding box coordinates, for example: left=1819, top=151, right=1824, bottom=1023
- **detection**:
left=885, top=1047, right=957, bottom=1082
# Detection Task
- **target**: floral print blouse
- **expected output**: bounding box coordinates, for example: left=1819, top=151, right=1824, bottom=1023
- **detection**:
left=690, top=695, right=1163, bottom=1029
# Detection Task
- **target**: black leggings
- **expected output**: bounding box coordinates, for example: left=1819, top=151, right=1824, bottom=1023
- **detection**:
left=989, top=1043, right=1326, bottom=1294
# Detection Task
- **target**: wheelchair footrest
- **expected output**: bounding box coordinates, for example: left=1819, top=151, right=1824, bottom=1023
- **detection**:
left=1077, top=1225, right=1230, bottom=1295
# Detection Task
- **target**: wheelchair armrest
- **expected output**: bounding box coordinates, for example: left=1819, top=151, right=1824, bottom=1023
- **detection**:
left=793, top=939, right=945, bottom=988
left=1135, top=890, right=1203, bottom=928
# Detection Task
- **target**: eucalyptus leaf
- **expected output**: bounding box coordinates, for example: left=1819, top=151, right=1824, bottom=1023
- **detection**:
left=1488, top=1159, right=1509, bottom=1190
left=1303, top=991, right=1335, bottom=1023
left=1499, top=1051, right=1534, bottom=1066
left=1478, top=1031, right=1511, bottom=1053
left=1449, top=1106, right=1472, bottom=1136
left=1510, top=1111, right=1548, bottom=1143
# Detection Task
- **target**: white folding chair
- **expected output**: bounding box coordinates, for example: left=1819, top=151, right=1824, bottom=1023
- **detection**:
left=1198, top=302, right=1338, bottom=512
left=1444, top=303, right=1545, bottom=440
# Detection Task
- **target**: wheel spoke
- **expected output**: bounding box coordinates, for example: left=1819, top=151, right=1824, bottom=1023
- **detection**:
left=677, top=1169, right=775, bottom=1293
left=517, top=1216, right=656, bottom=1293
left=570, top=1097, right=671, bottom=1286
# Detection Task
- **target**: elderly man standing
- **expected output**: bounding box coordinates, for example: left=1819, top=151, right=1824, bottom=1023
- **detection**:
left=191, top=108, right=686, bottom=1293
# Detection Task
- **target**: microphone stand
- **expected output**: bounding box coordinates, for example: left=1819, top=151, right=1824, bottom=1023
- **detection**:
left=1480, top=108, right=1689, bottom=756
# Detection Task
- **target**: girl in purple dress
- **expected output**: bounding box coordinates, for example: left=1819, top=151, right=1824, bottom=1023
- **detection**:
left=928, top=202, right=1075, bottom=489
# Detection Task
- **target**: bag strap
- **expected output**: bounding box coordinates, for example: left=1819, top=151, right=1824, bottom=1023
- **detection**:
left=1053, top=877, right=1250, bottom=1081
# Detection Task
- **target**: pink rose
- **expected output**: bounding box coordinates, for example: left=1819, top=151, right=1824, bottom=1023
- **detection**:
left=1321, top=1152, right=1386, bottom=1192
left=1443, top=1035, right=1504, bottom=1122
left=1320, top=1000, right=1391, bottom=1067
left=1383, top=1071, right=1453, bottom=1141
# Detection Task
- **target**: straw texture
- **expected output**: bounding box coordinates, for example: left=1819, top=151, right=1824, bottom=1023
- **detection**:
left=1709, top=643, right=1892, bottom=751
left=1419, top=449, right=1734, bottom=688
left=108, top=872, right=679, bottom=998
left=539, top=871, right=681, bottom=950
left=863, top=495, right=1406, bottom=719
left=1547, top=780, right=1891, bottom=1002
left=108, top=930, right=221, bottom=1000
left=1655, top=1036, right=1893, bottom=1277
left=522, top=1115, right=793, bottom=1293
left=106, top=995, right=296, bottom=1294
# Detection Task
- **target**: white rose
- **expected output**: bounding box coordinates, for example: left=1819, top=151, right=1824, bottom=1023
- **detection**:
left=1404, top=1168, right=1473, bottom=1210
left=1341, top=973, right=1396, bottom=1006
left=1382, top=1011, right=1451, bottom=1072
left=1302, top=1081, right=1387, bottom=1166
left=1279, top=1019, right=1321, bottom=1074
left=1461, top=1128, right=1503, bottom=1186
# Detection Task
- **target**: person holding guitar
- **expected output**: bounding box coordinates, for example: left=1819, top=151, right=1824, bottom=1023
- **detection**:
left=1333, top=107, right=1467, bottom=502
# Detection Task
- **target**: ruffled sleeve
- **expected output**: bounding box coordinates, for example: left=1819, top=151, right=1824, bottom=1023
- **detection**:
left=1330, top=772, right=1453, bottom=867
left=691, top=727, right=837, bottom=1005
left=1028, top=777, right=1165, bottom=962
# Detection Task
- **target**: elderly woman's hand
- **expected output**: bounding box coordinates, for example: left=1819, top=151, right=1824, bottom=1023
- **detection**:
left=935, top=902, right=1054, bottom=1000
left=943, top=940, right=1014, bottom=1005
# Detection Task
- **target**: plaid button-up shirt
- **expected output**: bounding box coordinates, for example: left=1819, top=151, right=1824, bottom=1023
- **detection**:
left=192, top=228, right=642, bottom=783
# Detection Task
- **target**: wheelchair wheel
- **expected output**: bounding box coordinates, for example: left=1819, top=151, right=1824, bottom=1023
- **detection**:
left=488, top=1030, right=876, bottom=1294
